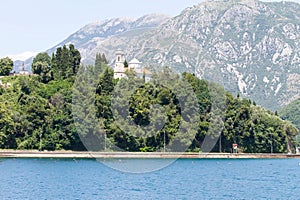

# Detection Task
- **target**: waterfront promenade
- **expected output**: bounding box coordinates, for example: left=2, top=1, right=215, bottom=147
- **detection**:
left=1, top=150, right=300, bottom=159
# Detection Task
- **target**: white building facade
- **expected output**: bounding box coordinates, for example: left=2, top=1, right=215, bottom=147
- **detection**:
left=113, top=50, right=151, bottom=81
left=113, top=50, right=127, bottom=79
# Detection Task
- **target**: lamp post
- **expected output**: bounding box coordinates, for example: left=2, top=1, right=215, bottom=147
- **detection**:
left=39, top=133, right=42, bottom=151
left=270, top=133, right=273, bottom=154
left=164, top=130, right=166, bottom=153
left=219, top=132, right=222, bottom=153
left=104, top=132, right=106, bottom=151
left=295, top=135, right=299, bottom=154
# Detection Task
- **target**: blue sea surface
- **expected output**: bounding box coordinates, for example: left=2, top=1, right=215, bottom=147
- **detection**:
left=0, top=158, right=299, bottom=199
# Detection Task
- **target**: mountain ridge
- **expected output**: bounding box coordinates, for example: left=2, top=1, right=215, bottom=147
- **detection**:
left=48, top=13, right=171, bottom=53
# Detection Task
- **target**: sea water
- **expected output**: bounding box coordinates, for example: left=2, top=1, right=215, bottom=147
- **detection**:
left=0, top=158, right=299, bottom=199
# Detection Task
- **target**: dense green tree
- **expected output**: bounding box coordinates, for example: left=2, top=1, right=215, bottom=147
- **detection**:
left=32, top=62, right=52, bottom=83
left=95, top=52, right=109, bottom=73
left=44, top=44, right=82, bottom=80
left=32, top=52, right=51, bottom=65
left=0, top=57, right=13, bottom=76
left=68, top=44, right=81, bottom=76
left=52, top=47, right=62, bottom=79
left=0, top=103, right=17, bottom=148
left=279, top=98, right=300, bottom=131
left=32, top=52, right=52, bottom=83
left=95, top=53, right=108, bottom=68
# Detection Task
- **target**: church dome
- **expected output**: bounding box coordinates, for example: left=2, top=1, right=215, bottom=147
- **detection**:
left=129, top=58, right=141, bottom=64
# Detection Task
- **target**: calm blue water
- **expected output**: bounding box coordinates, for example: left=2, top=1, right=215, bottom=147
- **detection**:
left=0, top=158, right=300, bottom=199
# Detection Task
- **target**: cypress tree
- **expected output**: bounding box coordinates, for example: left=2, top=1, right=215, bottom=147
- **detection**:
left=124, top=60, right=128, bottom=68
left=54, top=48, right=62, bottom=79
left=55, top=47, right=62, bottom=66
left=95, top=53, right=102, bottom=68
left=101, top=53, right=108, bottom=64
left=61, top=45, right=69, bottom=78
left=69, top=44, right=81, bottom=76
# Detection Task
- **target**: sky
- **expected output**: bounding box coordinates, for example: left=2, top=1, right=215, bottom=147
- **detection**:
left=0, top=0, right=299, bottom=59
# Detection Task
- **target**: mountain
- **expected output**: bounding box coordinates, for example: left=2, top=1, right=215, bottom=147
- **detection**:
left=35, top=0, right=299, bottom=110
left=159, top=0, right=300, bottom=111
left=279, top=98, right=300, bottom=131
left=12, top=14, right=170, bottom=73
left=47, top=13, right=171, bottom=63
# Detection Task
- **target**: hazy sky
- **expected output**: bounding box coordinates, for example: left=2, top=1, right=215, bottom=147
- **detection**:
left=0, top=0, right=299, bottom=58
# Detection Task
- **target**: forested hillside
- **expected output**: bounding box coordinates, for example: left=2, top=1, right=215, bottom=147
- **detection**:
left=279, top=99, right=300, bottom=134
left=0, top=45, right=298, bottom=153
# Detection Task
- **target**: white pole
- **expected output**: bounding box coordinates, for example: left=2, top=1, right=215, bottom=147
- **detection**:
left=271, top=133, right=273, bottom=154
left=104, top=132, right=107, bottom=151
left=164, top=131, right=166, bottom=153
left=39, top=133, right=42, bottom=151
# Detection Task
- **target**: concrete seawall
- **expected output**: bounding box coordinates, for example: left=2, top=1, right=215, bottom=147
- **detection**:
left=1, top=150, right=300, bottom=159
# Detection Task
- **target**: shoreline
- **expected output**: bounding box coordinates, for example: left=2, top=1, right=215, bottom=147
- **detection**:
left=1, top=150, right=300, bottom=159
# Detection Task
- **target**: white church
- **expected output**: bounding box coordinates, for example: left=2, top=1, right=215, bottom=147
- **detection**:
left=113, top=50, right=151, bottom=82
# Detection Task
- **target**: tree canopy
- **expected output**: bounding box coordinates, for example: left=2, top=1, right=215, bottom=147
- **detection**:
left=32, top=44, right=81, bottom=82
left=279, top=99, right=300, bottom=130
left=0, top=57, right=13, bottom=76
left=0, top=47, right=298, bottom=153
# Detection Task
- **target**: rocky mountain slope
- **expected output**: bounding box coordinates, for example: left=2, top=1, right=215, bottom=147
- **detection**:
left=27, top=0, right=300, bottom=111
left=47, top=14, right=170, bottom=62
